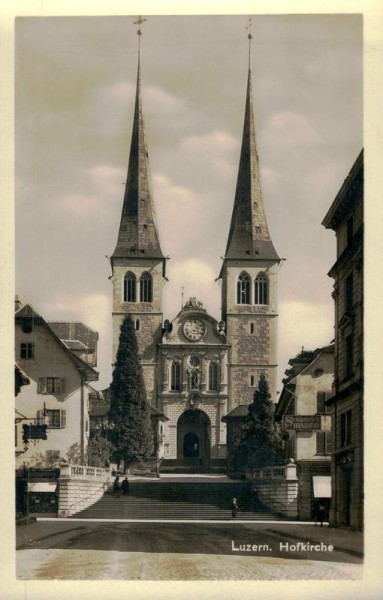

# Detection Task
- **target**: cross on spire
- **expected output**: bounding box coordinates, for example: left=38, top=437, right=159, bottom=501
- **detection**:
left=246, top=17, right=253, bottom=68
left=134, top=16, right=147, bottom=56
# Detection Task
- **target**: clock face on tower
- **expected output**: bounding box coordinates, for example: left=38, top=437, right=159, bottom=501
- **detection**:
left=183, top=319, right=205, bottom=342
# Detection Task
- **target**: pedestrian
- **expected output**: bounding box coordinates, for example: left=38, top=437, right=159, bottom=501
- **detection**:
left=113, top=475, right=120, bottom=497
left=231, top=497, right=239, bottom=519
left=315, top=502, right=326, bottom=527
left=121, top=476, right=130, bottom=496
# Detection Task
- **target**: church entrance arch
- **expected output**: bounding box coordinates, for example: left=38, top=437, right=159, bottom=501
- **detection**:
left=177, top=409, right=210, bottom=464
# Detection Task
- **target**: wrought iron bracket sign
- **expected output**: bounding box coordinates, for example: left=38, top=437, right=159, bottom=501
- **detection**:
left=22, top=424, right=48, bottom=442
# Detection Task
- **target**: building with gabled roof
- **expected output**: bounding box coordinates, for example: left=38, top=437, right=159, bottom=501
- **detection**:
left=15, top=298, right=99, bottom=468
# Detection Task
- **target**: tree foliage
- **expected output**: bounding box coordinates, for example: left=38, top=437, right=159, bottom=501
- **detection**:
left=86, top=432, right=114, bottom=467
left=108, top=315, right=154, bottom=463
left=234, top=373, right=282, bottom=471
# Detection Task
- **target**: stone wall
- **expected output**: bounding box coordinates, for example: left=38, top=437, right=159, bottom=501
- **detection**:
left=57, top=464, right=111, bottom=517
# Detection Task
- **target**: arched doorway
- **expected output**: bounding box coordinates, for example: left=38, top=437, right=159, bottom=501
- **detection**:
left=177, top=409, right=210, bottom=465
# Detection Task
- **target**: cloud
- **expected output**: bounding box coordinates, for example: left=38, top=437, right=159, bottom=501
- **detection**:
left=88, top=164, right=126, bottom=197
left=146, top=86, right=186, bottom=114
left=181, top=130, right=239, bottom=179
left=279, top=300, right=334, bottom=354
left=56, top=192, right=101, bottom=217
left=265, top=111, right=321, bottom=147
left=152, top=172, right=211, bottom=256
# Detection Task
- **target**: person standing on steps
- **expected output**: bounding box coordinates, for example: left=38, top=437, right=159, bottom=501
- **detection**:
left=231, top=497, right=239, bottom=519
left=113, top=475, right=120, bottom=497
left=121, top=476, right=130, bottom=496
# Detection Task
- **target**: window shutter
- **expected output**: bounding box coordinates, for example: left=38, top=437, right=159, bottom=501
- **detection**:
left=326, top=431, right=333, bottom=454
left=316, top=392, right=326, bottom=414
left=59, top=378, right=65, bottom=393
left=60, top=410, right=66, bottom=428
left=36, top=409, right=44, bottom=425
left=316, top=431, right=325, bottom=454
left=37, top=378, right=47, bottom=394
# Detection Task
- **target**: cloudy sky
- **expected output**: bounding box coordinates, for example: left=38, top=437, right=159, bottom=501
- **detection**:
left=15, top=14, right=363, bottom=392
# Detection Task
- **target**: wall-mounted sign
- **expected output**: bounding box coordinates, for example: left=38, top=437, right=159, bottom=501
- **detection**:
left=283, top=415, right=321, bottom=431
left=22, top=424, right=48, bottom=442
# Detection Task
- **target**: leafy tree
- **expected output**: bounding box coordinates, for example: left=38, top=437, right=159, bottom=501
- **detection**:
left=86, top=432, right=114, bottom=467
left=236, top=373, right=282, bottom=471
left=108, top=315, right=153, bottom=466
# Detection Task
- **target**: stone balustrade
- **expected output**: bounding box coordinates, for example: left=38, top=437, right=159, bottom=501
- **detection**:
left=247, top=459, right=299, bottom=519
left=57, top=462, right=111, bottom=517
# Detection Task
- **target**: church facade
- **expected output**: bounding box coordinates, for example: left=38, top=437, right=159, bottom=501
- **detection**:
left=110, top=51, right=281, bottom=466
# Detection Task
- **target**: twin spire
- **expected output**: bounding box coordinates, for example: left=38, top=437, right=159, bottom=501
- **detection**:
left=112, top=21, right=278, bottom=265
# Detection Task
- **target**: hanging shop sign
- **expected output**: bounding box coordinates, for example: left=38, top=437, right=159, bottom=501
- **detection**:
left=283, top=415, right=321, bottom=431
left=22, top=424, right=48, bottom=442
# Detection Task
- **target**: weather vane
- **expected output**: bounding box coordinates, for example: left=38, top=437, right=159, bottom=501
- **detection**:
left=134, top=16, right=147, bottom=54
left=246, top=17, right=253, bottom=67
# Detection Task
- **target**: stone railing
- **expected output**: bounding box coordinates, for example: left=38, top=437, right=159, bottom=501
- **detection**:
left=57, top=462, right=111, bottom=517
left=247, top=459, right=299, bottom=519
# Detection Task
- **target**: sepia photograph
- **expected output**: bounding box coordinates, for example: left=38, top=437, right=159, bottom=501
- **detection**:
left=4, top=3, right=380, bottom=593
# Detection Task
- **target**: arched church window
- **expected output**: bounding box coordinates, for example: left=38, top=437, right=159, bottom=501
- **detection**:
left=123, top=272, right=136, bottom=302
left=171, top=361, right=181, bottom=391
left=237, top=272, right=251, bottom=304
left=208, top=362, right=219, bottom=391
left=140, top=272, right=152, bottom=302
left=254, top=272, right=269, bottom=305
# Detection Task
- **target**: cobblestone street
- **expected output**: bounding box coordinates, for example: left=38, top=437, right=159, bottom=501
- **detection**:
left=17, top=548, right=362, bottom=580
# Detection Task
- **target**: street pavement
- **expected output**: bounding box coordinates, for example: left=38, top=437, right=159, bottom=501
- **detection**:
left=16, top=519, right=363, bottom=580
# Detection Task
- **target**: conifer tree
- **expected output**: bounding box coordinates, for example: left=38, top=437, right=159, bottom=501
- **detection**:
left=109, top=315, right=154, bottom=465
left=236, top=373, right=282, bottom=470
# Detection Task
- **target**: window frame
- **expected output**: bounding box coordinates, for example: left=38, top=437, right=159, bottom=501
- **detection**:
left=170, top=361, right=181, bottom=392
left=236, top=272, right=251, bottom=305
left=140, top=272, right=153, bottom=303
left=208, top=362, right=219, bottom=392
left=254, top=272, right=269, bottom=305
left=20, top=342, right=35, bottom=360
left=123, top=272, right=136, bottom=303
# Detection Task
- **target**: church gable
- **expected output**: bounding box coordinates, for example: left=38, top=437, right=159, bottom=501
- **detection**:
left=161, top=298, right=226, bottom=346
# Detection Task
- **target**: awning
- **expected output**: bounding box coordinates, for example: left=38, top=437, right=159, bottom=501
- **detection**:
left=312, top=476, right=331, bottom=498
left=27, top=482, right=57, bottom=492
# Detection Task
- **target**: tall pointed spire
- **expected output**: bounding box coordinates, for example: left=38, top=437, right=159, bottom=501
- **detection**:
left=112, top=19, right=164, bottom=260
left=223, top=32, right=279, bottom=262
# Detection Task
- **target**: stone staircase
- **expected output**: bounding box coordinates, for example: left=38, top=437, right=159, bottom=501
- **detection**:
left=70, top=479, right=279, bottom=520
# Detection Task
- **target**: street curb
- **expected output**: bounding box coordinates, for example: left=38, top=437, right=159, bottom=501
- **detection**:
left=266, top=528, right=364, bottom=559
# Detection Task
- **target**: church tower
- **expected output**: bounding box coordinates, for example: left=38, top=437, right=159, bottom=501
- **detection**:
left=111, top=24, right=166, bottom=405
left=219, top=35, right=280, bottom=407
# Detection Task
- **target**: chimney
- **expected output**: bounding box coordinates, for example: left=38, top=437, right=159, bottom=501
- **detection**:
left=15, top=295, right=23, bottom=312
